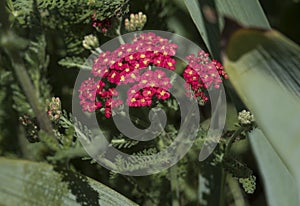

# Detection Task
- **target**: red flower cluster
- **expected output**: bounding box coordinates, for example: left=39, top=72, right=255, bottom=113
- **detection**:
left=79, top=33, right=228, bottom=118
left=78, top=78, right=101, bottom=113
left=92, top=12, right=112, bottom=33
left=79, top=33, right=178, bottom=118
left=127, top=70, right=172, bottom=107
left=92, top=32, right=177, bottom=82
left=183, top=51, right=228, bottom=104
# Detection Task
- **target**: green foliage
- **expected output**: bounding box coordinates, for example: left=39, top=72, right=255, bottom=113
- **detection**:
left=11, top=0, right=34, bottom=26
left=40, top=110, right=93, bottom=161
left=39, top=130, right=61, bottom=151
left=60, top=111, right=94, bottom=144
left=114, top=147, right=170, bottom=172
left=223, top=155, right=253, bottom=179
left=111, top=137, right=139, bottom=149
left=223, top=155, right=256, bottom=194
left=11, top=0, right=128, bottom=56
left=11, top=84, right=33, bottom=115
left=64, top=33, right=86, bottom=55
left=58, top=56, right=91, bottom=70
left=89, top=0, right=129, bottom=21
left=13, top=0, right=128, bottom=26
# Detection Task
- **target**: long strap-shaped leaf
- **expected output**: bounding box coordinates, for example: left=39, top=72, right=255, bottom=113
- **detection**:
left=0, top=158, right=138, bottom=206
left=249, top=129, right=299, bottom=206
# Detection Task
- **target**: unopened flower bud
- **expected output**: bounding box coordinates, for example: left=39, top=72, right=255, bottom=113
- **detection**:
left=125, top=12, right=147, bottom=31
left=125, top=19, right=130, bottom=27
left=82, top=34, right=99, bottom=50
left=135, top=14, right=139, bottom=21
left=142, top=14, right=147, bottom=23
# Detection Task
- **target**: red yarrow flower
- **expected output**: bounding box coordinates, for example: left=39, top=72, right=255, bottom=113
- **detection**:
left=79, top=78, right=103, bottom=112
left=79, top=33, right=227, bottom=118
left=92, top=12, right=112, bottom=33
left=183, top=50, right=227, bottom=104
left=126, top=70, right=172, bottom=107
left=80, top=33, right=178, bottom=118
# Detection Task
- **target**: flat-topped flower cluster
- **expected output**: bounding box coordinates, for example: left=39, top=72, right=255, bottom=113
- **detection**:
left=183, top=51, right=228, bottom=104
left=79, top=32, right=227, bottom=118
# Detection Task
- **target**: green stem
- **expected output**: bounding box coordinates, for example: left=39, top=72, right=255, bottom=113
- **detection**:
left=3, top=33, right=55, bottom=137
left=93, top=48, right=103, bottom=55
left=220, top=127, right=246, bottom=205
left=225, top=126, right=245, bottom=155
left=219, top=127, right=246, bottom=206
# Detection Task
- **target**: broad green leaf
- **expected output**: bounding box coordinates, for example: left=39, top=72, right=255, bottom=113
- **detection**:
left=222, top=24, right=300, bottom=204
left=0, top=158, right=138, bottom=206
left=249, top=129, right=299, bottom=206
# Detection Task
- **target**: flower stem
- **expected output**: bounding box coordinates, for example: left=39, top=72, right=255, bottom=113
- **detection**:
left=116, top=17, right=125, bottom=44
left=221, top=127, right=246, bottom=205
left=219, top=168, right=226, bottom=206
left=225, top=126, right=245, bottom=155
left=3, top=33, right=55, bottom=137
left=170, top=165, right=180, bottom=206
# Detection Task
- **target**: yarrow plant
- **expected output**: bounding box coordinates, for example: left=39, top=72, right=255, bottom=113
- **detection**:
left=2, top=0, right=283, bottom=204
left=78, top=32, right=228, bottom=118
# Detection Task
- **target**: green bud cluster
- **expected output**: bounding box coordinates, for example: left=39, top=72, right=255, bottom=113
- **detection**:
left=239, top=175, right=256, bottom=194
left=238, top=110, right=255, bottom=125
left=82, top=34, right=99, bottom=50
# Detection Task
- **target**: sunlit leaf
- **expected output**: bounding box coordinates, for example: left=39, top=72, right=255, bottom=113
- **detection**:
left=222, top=20, right=300, bottom=204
